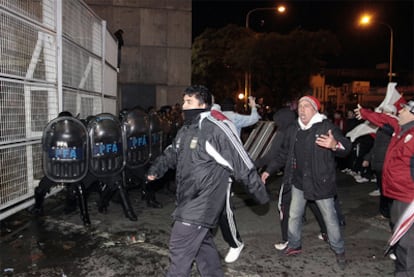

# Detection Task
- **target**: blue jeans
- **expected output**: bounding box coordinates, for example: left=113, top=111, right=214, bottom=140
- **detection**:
left=288, top=186, right=345, bottom=254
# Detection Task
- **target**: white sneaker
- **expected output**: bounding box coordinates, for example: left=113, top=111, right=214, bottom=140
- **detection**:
left=274, top=241, right=288, bottom=250
left=347, top=170, right=358, bottom=177
left=225, top=244, right=244, bottom=263
left=354, top=175, right=369, bottom=183
left=317, top=233, right=329, bottom=242
left=389, top=253, right=397, bottom=260
left=368, top=189, right=380, bottom=196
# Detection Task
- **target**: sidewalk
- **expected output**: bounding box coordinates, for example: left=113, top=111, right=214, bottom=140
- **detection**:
left=1, top=171, right=395, bottom=276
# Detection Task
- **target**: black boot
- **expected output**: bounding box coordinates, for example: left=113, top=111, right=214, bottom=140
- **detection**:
left=75, top=184, right=91, bottom=226
left=146, top=191, right=163, bottom=209
left=141, top=188, right=147, bottom=200
left=142, top=180, right=162, bottom=209
left=118, top=184, right=137, bottom=221
left=63, top=186, right=78, bottom=214
left=28, top=186, right=46, bottom=216
left=97, top=183, right=112, bottom=214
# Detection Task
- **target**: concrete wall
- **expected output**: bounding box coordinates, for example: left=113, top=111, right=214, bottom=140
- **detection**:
left=85, top=0, right=192, bottom=111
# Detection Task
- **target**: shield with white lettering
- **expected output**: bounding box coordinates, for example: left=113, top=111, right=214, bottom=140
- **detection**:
left=88, top=113, right=124, bottom=178
left=121, top=108, right=151, bottom=169
left=42, top=116, right=89, bottom=182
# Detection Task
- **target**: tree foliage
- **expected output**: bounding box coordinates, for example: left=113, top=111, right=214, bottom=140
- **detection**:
left=192, top=24, right=251, bottom=102
left=192, top=24, right=341, bottom=108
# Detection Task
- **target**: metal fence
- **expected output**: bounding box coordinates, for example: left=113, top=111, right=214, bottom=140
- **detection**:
left=244, top=121, right=277, bottom=161
left=0, top=0, right=118, bottom=219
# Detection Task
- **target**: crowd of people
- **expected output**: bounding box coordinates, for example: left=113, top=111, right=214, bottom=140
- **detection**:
left=33, top=84, right=414, bottom=276
left=147, top=85, right=413, bottom=276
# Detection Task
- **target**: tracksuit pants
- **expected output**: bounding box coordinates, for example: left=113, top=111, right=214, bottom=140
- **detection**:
left=219, top=178, right=243, bottom=248
left=167, top=221, right=223, bottom=277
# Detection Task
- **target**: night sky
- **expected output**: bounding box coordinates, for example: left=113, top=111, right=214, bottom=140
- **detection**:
left=192, top=0, right=414, bottom=71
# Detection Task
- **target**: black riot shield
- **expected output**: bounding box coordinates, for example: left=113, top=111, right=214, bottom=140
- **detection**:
left=88, top=113, right=124, bottom=178
left=42, top=116, right=89, bottom=183
left=121, top=108, right=151, bottom=169
left=148, top=112, right=165, bottom=161
left=159, top=114, right=173, bottom=148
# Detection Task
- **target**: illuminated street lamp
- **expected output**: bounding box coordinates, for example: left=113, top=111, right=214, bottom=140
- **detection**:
left=244, top=5, right=286, bottom=105
left=245, top=5, right=287, bottom=29
left=359, top=14, right=394, bottom=82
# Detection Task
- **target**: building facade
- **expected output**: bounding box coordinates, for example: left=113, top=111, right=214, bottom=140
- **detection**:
left=85, top=0, right=192, bottom=111
left=311, top=71, right=414, bottom=114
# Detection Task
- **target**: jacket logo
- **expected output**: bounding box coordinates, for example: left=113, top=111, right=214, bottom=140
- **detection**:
left=190, top=137, right=198, bottom=149
left=404, top=134, right=413, bottom=143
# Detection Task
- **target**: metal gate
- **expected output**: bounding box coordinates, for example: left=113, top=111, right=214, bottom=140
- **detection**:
left=244, top=121, right=277, bottom=161
left=0, top=0, right=118, bottom=219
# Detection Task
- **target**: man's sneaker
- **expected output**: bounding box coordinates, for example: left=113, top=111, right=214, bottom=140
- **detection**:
left=369, top=189, right=380, bottom=196
left=374, top=214, right=388, bottom=220
left=389, top=253, right=397, bottom=260
left=224, top=244, right=244, bottom=263
left=318, top=233, right=329, bottom=242
left=347, top=170, right=358, bottom=177
left=354, top=175, right=369, bottom=183
left=274, top=241, right=288, bottom=250
left=370, top=177, right=377, bottom=183
left=336, top=252, right=346, bottom=270
left=283, top=247, right=302, bottom=256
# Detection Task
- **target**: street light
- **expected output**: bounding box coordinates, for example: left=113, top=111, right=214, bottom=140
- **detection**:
left=359, top=14, right=394, bottom=82
left=245, top=5, right=287, bottom=29
left=244, top=5, right=286, bottom=107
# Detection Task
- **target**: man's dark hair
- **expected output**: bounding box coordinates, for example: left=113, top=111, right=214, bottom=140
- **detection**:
left=183, top=85, right=212, bottom=107
left=58, top=111, right=73, bottom=117
left=220, top=98, right=235, bottom=112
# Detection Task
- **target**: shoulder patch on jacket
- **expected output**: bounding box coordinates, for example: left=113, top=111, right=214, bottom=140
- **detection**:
left=211, top=109, right=229, bottom=121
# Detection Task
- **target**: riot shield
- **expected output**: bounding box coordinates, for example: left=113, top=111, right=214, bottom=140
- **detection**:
left=159, top=114, right=173, bottom=147
left=148, top=112, right=165, bottom=161
left=121, top=108, right=151, bottom=169
left=42, top=116, right=89, bottom=183
left=88, top=113, right=124, bottom=178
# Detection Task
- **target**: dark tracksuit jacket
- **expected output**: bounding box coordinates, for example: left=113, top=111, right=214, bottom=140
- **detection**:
left=147, top=110, right=269, bottom=228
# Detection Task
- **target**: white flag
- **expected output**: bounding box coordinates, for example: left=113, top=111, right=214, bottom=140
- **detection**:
left=385, top=200, right=414, bottom=255
left=377, top=82, right=406, bottom=112
left=346, top=121, right=377, bottom=142
left=346, top=82, right=405, bottom=142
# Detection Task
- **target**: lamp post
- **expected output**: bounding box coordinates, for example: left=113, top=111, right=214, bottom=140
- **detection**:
left=359, top=14, right=394, bottom=82
left=244, top=5, right=286, bottom=107
left=245, top=6, right=286, bottom=29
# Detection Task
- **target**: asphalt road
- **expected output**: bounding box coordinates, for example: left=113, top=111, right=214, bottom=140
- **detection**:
left=1, top=171, right=395, bottom=276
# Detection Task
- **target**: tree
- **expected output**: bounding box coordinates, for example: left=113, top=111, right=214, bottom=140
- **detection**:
left=251, top=29, right=341, bottom=107
left=192, top=24, right=341, bottom=108
left=192, top=24, right=252, bottom=102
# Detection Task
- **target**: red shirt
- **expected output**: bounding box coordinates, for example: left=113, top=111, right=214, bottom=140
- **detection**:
left=361, top=109, right=414, bottom=203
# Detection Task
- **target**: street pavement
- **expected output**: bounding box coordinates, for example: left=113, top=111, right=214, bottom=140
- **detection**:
left=1, top=170, right=395, bottom=276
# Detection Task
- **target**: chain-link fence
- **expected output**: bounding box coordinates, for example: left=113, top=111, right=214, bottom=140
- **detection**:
left=0, top=0, right=118, bottom=219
